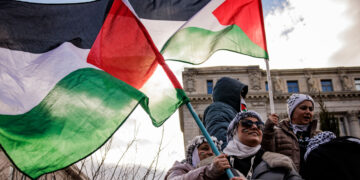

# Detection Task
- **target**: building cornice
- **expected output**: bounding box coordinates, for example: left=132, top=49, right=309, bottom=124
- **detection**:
left=183, top=66, right=360, bottom=76
left=187, top=91, right=360, bottom=102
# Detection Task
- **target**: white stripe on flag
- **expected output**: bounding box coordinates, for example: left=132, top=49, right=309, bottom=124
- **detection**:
left=181, top=0, right=227, bottom=31
left=140, top=19, right=185, bottom=50
left=0, top=43, right=93, bottom=115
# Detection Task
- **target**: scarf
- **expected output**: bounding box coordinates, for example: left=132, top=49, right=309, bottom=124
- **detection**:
left=304, top=131, right=336, bottom=160
left=290, top=122, right=309, bottom=135
left=223, top=132, right=261, bottom=159
left=191, top=148, right=200, bottom=167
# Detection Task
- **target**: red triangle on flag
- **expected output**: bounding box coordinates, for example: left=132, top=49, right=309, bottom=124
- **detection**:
left=212, top=0, right=267, bottom=52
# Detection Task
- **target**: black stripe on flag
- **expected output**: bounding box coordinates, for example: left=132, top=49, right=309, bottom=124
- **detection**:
left=129, top=0, right=210, bottom=21
left=0, top=0, right=113, bottom=53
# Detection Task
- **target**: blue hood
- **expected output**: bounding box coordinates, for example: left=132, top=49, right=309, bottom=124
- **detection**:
left=212, top=77, right=248, bottom=112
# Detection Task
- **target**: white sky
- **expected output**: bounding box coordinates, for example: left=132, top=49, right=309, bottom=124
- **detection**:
left=16, top=0, right=360, bottom=177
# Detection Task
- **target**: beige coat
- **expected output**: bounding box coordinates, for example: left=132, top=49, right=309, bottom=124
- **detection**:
left=261, top=118, right=319, bottom=171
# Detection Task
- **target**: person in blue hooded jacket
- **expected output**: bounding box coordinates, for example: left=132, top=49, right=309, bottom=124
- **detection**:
left=203, top=77, right=248, bottom=150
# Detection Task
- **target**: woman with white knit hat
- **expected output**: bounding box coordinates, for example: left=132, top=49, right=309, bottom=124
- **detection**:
left=262, top=93, right=320, bottom=177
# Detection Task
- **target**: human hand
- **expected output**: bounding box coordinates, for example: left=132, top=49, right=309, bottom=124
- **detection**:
left=212, top=153, right=230, bottom=172
left=268, top=113, right=279, bottom=125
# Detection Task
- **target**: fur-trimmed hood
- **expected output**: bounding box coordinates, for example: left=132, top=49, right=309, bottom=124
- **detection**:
left=184, top=135, right=222, bottom=166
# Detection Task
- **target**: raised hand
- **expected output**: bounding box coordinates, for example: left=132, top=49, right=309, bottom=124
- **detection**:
left=268, top=113, right=279, bottom=125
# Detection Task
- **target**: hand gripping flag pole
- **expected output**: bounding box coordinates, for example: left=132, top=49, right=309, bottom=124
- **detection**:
left=186, top=103, right=235, bottom=179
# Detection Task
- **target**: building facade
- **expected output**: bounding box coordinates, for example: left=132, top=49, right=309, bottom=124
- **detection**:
left=179, top=66, right=360, bottom=148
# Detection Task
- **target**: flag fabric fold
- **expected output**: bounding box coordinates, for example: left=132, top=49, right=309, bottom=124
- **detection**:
left=160, top=0, right=269, bottom=64
left=0, top=0, right=188, bottom=178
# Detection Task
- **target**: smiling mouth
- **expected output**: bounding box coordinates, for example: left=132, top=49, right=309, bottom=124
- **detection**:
left=248, top=132, right=259, bottom=136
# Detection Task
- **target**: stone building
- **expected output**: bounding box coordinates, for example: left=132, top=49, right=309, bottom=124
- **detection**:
left=179, top=66, right=360, bottom=148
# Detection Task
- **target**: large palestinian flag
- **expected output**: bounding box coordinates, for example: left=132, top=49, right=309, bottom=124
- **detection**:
left=0, top=0, right=188, bottom=178
left=160, top=0, right=269, bottom=64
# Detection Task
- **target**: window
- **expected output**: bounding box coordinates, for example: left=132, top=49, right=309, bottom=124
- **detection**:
left=321, top=79, right=333, bottom=92
left=287, top=81, right=299, bottom=93
left=355, top=78, right=360, bottom=91
left=265, top=81, right=268, bottom=91
left=207, top=80, right=213, bottom=94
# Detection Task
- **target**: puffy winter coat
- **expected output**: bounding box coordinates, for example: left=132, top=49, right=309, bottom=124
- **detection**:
left=228, top=148, right=302, bottom=180
left=262, top=118, right=319, bottom=171
left=203, top=102, right=237, bottom=150
left=251, top=152, right=302, bottom=180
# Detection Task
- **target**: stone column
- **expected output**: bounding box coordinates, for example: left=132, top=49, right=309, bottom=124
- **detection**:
left=347, top=111, right=360, bottom=138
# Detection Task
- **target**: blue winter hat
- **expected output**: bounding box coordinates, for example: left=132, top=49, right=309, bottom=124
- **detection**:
left=226, top=110, right=263, bottom=141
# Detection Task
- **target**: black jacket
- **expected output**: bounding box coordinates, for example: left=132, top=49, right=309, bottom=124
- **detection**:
left=303, top=136, right=360, bottom=180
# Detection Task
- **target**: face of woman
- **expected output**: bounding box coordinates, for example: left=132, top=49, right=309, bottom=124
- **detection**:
left=291, top=100, right=314, bottom=125
left=237, top=117, right=263, bottom=147
left=197, top=142, right=214, bottom=161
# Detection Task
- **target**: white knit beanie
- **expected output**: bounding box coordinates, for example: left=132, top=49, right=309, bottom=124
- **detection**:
left=287, top=94, right=315, bottom=119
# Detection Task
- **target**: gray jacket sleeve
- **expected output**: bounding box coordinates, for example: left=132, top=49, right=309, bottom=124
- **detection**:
left=252, top=152, right=303, bottom=180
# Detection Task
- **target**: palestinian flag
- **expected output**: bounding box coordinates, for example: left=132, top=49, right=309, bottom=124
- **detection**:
left=160, top=0, right=269, bottom=64
left=240, top=97, right=248, bottom=112
left=128, top=0, right=211, bottom=50
left=0, top=0, right=188, bottom=178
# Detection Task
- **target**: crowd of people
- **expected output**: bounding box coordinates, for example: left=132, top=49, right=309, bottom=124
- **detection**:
left=165, top=77, right=360, bottom=180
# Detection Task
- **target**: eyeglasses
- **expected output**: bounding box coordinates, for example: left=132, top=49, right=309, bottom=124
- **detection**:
left=240, top=119, right=264, bottom=131
left=298, top=105, right=314, bottom=111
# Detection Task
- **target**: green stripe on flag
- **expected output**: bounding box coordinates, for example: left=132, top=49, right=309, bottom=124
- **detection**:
left=142, top=88, right=189, bottom=127
left=0, top=68, right=146, bottom=179
left=161, top=25, right=269, bottom=64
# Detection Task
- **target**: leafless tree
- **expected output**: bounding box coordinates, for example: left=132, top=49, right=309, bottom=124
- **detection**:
left=0, top=119, right=169, bottom=180
left=77, top=121, right=168, bottom=180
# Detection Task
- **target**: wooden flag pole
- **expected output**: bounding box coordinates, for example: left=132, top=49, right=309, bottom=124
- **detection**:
left=265, top=58, right=275, bottom=114
left=186, top=102, right=234, bottom=179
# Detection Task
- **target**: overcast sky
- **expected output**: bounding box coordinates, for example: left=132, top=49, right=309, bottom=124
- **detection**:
left=16, top=0, right=360, bottom=177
